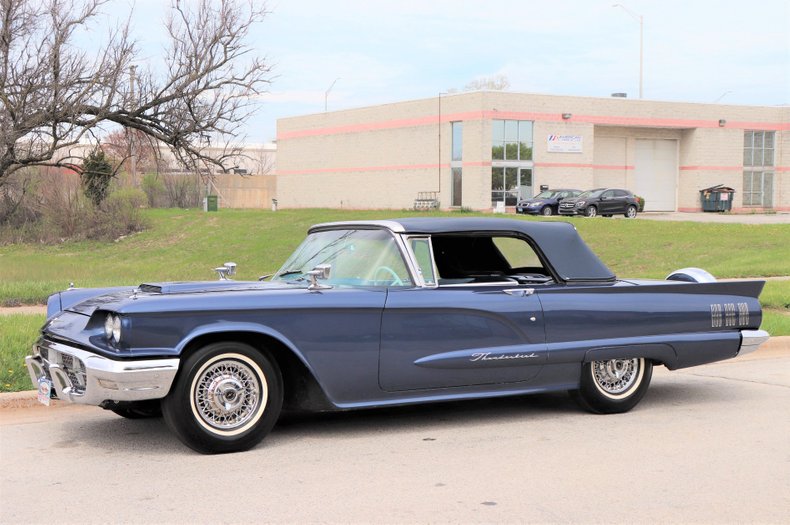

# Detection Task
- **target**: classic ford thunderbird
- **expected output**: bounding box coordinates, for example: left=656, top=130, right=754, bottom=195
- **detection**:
left=26, top=218, right=769, bottom=453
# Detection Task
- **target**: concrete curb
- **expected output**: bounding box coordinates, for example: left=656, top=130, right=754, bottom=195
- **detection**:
left=3, top=336, right=788, bottom=411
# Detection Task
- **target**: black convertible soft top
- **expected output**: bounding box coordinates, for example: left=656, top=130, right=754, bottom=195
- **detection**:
left=311, top=218, right=616, bottom=283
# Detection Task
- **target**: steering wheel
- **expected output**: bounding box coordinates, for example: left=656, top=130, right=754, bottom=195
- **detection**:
left=372, top=266, right=404, bottom=286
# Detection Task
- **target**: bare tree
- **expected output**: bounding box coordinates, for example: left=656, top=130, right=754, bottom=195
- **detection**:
left=0, top=0, right=272, bottom=184
left=447, top=74, right=511, bottom=94
left=103, top=128, right=163, bottom=175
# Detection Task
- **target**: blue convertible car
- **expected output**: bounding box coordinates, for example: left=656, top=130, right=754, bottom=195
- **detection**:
left=26, top=218, right=769, bottom=453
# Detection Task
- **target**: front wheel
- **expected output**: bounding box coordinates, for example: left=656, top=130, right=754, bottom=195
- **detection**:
left=585, top=206, right=598, bottom=218
left=541, top=206, right=553, bottom=216
left=570, top=357, right=652, bottom=414
left=162, top=342, right=283, bottom=454
left=625, top=205, right=638, bottom=218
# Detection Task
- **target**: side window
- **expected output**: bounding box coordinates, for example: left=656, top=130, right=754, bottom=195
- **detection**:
left=409, top=237, right=436, bottom=286
left=614, top=190, right=627, bottom=197
left=431, top=234, right=548, bottom=284
left=492, top=237, right=542, bottom=269
left=602, top=190, right=614, bottom=198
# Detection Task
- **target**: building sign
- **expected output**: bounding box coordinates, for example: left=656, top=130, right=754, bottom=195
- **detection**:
left=547, top=134, right=583, bottom=153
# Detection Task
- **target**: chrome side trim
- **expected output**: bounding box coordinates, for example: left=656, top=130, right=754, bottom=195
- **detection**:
left=25, top=340, right=179, bottom=405
left=309, top=220, right=406, bottom=233
left=738, top=329, right=770, bottom=356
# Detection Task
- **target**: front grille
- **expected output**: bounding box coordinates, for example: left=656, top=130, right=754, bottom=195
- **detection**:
left=39, top=345, right=87, bottom=394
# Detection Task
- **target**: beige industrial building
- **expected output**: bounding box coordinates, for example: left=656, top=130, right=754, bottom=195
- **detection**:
left=276, top=92, right=788, bottom=212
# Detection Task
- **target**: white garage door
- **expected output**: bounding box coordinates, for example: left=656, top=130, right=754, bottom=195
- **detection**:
left=634, top=139, right=677, bottom=211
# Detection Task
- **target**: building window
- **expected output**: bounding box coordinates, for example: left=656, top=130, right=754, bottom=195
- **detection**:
left=743, top=131, right=774, bottom=207
left=451, top=168, right=462, bottom=207
left=743, top=172, right=774, bottom=207
left=492, top=120, right=533, bottom=161
left=450, top=122, right=462, bottom=206
left=451, top=122, right=463, bottom=161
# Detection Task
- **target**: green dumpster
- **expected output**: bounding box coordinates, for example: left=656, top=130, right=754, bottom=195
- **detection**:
left=699, top=185, right=734, bottom=212
left=206, top=195, right=219, bottom=212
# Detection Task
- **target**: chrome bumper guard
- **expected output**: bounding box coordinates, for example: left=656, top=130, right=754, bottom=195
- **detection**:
left=25, top=340, right=179, bottom=406
left=738, top=329, right=770, bottom=356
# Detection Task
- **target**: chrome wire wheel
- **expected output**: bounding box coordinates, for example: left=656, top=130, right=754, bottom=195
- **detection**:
left=591, top=358, right=644, bottom=400
left=190, top=353, right=268, bottom=436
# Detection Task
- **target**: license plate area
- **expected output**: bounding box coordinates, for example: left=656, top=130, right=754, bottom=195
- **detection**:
left=37, top=377, right=53, bottom=406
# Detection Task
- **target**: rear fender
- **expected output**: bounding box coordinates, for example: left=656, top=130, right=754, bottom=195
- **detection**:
left=584, top=344, right=678, bottom=368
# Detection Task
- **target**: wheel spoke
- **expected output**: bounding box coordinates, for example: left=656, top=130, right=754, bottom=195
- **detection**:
left=194, top=359, right=263, bottom=431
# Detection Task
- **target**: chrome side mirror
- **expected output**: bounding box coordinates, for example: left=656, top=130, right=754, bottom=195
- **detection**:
left=214, top=262, right=237, bottom=280
left=307, top=264, right=332, bottom=291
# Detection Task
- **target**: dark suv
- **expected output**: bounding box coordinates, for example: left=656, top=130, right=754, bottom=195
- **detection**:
left=558, top=188, right=640, bottom=218
left=516, top=189, right=582, bottom=216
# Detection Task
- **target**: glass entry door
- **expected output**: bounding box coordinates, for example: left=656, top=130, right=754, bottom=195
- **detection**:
left=492, top=167, right=533, bottom=207
left=518, top=168, right=533, bottom=201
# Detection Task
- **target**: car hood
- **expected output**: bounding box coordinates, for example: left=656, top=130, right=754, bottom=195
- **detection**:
left=64, top=280, right=299, bottom=316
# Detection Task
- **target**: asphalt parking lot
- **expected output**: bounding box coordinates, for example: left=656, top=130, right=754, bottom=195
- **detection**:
left=1, top=340, right=788, bottom=524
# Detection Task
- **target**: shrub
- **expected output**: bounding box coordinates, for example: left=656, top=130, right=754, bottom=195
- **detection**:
left=635, top=195, right=645, bottom=212
left=81, top=149, right=115, bottom=206
left=90, top=188, right=149, bottom=239
left=141, top=173, right=166, bottom=207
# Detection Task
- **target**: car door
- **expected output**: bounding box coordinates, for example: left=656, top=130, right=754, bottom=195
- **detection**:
left=612, top=189, right=629, bottom=213
left=378, top=235, right=548, bottom=392
left=599, top=189, right=616, bottom=213
left=379, top=287, right=547, bottom=391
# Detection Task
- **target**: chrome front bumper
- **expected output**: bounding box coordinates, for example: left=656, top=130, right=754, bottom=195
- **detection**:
left=738, top=329, right=770, bottom=356
left=25, top=339, right=179, bottom=406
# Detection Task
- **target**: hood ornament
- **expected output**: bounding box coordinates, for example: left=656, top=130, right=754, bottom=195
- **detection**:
left=214, top=262, right=237, bottom=280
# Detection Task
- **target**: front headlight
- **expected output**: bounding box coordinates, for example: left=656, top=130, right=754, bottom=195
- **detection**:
left=576, top=200, right=586, bottom=206
left=104, top=313, right=122, bottom=343
left=529, top=202, right=542, bottom=207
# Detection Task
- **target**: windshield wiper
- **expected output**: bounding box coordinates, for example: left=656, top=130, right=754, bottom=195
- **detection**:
left=276, top=269, right=304, bottom=278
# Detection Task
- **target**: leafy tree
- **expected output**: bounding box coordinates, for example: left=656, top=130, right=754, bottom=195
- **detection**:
left=81, top=149, right=113, bottom=205
left=0, top=0, right=272, bottom=184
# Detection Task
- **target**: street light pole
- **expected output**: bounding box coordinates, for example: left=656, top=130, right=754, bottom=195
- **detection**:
left=324, top=77, right=340, bottom=112
left=613, top=4, right=643, bottom=99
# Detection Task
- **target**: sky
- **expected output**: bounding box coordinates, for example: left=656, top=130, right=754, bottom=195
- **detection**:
left=108, top=0, right=789, bottom=143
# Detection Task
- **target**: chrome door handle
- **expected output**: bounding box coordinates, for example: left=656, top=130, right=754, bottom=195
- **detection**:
left=503, top=288, right=535, bottom=297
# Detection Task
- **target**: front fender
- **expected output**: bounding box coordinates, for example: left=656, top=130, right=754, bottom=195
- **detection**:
left=175, top=321, right=319, bottom=378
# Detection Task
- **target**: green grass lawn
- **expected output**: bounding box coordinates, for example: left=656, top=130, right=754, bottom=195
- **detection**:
left=1, top=209, right=788, bottom=392
left=2, top=208, right=788, bottom=305
left=0, top=314, right=45, bottom=392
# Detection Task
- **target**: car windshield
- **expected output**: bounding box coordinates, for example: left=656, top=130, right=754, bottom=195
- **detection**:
left=577, top=189, right=605, bottom=199
left=534, top=191, right=556, bottom=199
left=272, top=229, right=413, bottom=287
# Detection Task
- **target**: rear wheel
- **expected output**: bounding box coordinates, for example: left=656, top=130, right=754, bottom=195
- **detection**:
left=625, top=205, right=638, bottom=218
left=585, top=206, right=598, bottom=218
left=162, top=342, right=283, bottom=454
left=571, top=357, right=652, bottom=414
left=541, top=206, right=553, bottom=216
